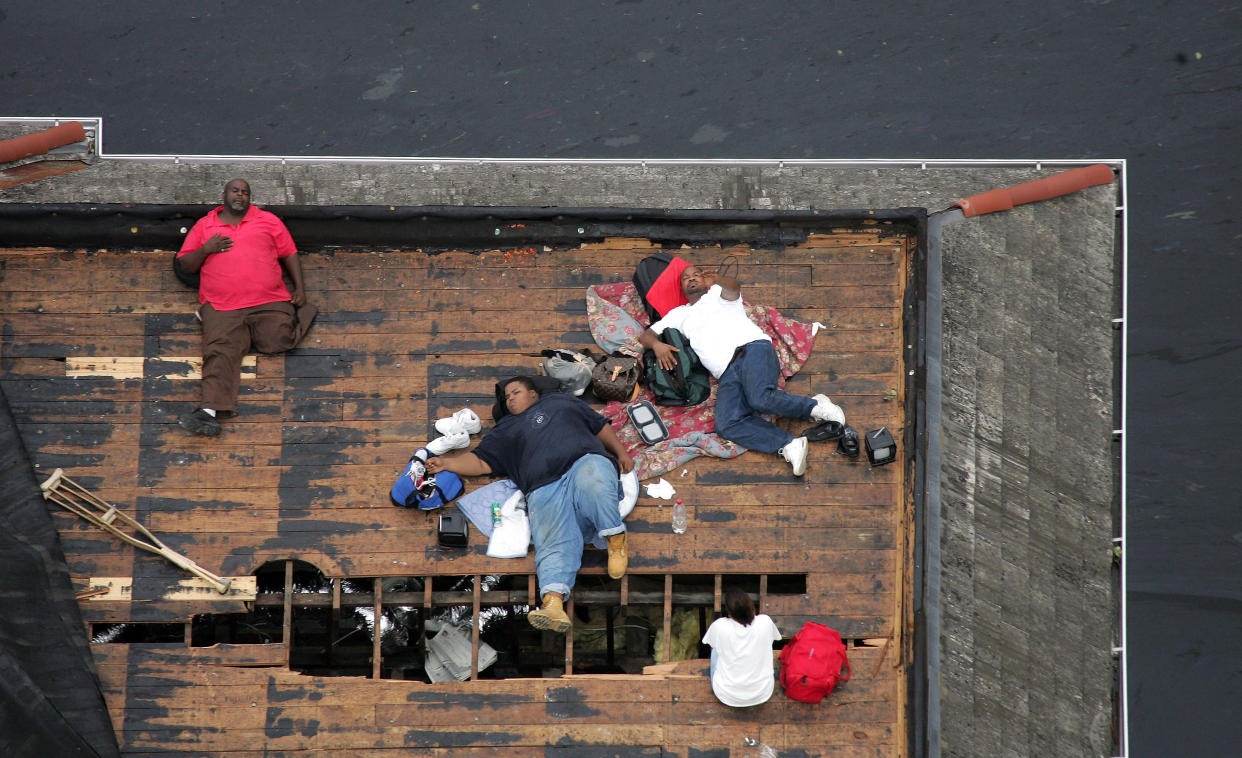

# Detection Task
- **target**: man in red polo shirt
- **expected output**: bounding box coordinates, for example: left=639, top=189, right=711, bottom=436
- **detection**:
left=176, top=179, right=317, bottom=436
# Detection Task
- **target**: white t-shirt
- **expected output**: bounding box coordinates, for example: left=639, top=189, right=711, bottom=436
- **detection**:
left=650, top=284, right=770, bottom=378
left=702, top=614, right=781, bottom=707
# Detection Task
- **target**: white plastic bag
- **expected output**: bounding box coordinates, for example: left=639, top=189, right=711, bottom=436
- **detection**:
left=486, top=490, right=530, bottom=558
left=425, top=623, right=497, bottom=682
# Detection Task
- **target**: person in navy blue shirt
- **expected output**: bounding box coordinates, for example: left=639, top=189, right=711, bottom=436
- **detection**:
left=426, top=376, right=633, bottom=633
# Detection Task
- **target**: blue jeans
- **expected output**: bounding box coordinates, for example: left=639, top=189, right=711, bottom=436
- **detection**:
left=714, top=340, right=816, bottom=454
left=526, top=454, right=625, bottom=598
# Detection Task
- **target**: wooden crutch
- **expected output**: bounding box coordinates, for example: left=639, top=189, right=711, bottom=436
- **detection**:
left=39, top=468, right=232, bottom=594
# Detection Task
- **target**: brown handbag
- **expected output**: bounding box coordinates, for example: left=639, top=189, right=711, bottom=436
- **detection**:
left=590, top=353, right=642, bottom=403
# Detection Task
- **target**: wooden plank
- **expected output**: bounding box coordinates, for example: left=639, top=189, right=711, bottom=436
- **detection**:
left=374, top=699, right=670, bottom=727
left=82, top=576, right=257, bottom=601
left=0, top=312, right=158, bottom=338
left=282, top=560, right=293, bottom=667
left=303, top=263, right=817, bottom=291
left=0, top=248, right=175, bottom=268
left=796, top=232, right=906, bottom=248
left=784, top=306, right=902, bottom=329
left=471, top=574, right=481, bottom=680
left=92, top=642, right=287, bottom=667
left=0, top=267, right=182, bottom=293
left=372, top=577, right=383, bottom=679
left=100, top=746, right=624, bottom=758
left=662, top=574, right=672, bottom=664
left=64, top=355, right=257, bottom=379
left=113, top=723, right=666, bottom=751
left=103, top=665, right=680, bottom=703
left=330, top=577, right=342, bottom=671
left=564, top=594, right=574, bottom=674
left=0, top=289, right=196, bottom=314
left=0, top=336, right=150, bottom=358
left=667, top=724, right=893, bottom=753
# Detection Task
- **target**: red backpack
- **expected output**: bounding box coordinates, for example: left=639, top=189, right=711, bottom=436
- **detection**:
left=778, top=622, right=850, bottom=703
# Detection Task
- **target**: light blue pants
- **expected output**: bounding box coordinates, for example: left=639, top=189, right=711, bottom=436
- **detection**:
left=526, top=454, right=625, bottom=598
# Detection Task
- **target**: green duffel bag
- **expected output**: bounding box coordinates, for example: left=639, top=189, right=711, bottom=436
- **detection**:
left=642, top=328, right=711, bottom=406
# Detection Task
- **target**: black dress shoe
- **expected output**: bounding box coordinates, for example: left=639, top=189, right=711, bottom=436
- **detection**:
left=802, top=420, right=845, bottom=442
left=837, top=426, right=860, bottom=459
left=179, top=408, right=222, bottom=437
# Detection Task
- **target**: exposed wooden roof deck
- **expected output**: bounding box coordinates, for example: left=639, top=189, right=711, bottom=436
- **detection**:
left=0, top=223, right=916, bottom=756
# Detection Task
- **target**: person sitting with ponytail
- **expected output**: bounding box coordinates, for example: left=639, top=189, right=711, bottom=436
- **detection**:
left=701, top=587, right=782, bottom=707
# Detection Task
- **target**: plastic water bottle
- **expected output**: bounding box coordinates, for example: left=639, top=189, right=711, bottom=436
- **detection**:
left=672, top=498, right=687, bottom=534
left=491, top=502, right=503, bottom=529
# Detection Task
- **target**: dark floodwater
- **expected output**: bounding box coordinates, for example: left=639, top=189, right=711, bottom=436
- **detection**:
left=4, top=2, right=1242, bottom=755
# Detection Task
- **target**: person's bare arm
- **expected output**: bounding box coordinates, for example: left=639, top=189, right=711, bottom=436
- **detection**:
left=705, top=271, right=741, bottom=301
left=638, top=328, right=680, bottom=371
left=177, top=233, right=233, bottom=274
left=279, top=253, right=307, bottom=306
left=597, top=423, right=634, bottom=473
left=425, top=452, right=492, bottom=477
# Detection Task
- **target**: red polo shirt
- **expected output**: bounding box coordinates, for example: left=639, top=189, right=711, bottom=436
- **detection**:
left=177, top=205, right=296, bottom=311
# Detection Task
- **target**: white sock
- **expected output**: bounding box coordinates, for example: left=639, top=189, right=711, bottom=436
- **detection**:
left=202, top=408, right=217, bottom=417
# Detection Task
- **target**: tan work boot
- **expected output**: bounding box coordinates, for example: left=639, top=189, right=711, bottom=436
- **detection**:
left=607, top=532, right=628, bottom=579
left=528, top=593, right=571, bottom=634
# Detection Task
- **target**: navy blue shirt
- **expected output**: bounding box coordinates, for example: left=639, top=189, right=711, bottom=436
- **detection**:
left=473, top=392, right=613, bottom=493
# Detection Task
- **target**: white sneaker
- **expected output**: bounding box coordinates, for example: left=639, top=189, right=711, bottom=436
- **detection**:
left=779, top=436, right=809, bottom=476
left=810, top=394, right=845, bottom=425
left=434, top=408, right=482, bottom=437
left=426, top=431, right=470, bottom=456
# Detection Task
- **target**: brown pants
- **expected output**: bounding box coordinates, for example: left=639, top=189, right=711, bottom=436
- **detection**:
left=199, top=301, right=318, bottom=415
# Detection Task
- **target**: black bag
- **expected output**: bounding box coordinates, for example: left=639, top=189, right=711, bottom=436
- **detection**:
left=390, top=462, right=465, bottom=511
left=633, top=252, right=676, bottom=323
left=173, top=253, right=201, bottom=289
left=492, top=374, right=562, bottom=421
left=642, top=328, right=711, bottom=406
left=437, top=510, right=469, bottom=548
left=591, top=353, right=642, bottom=403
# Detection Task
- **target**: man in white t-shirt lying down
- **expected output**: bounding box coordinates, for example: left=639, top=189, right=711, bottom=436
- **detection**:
left=702, top=587, right=782, bottom=707
left=637, top=264, right=845, bottom=476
